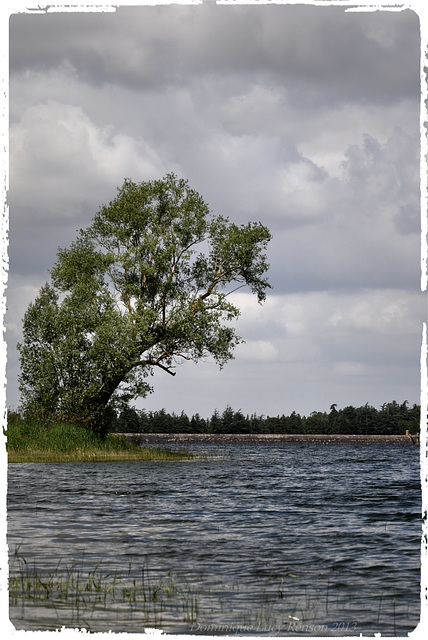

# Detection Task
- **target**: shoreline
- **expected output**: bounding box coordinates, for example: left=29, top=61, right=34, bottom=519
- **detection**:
left=121, top=433, right=420, bottom=446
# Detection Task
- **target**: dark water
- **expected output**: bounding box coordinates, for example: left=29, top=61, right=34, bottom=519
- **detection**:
left=7, top=444, right=421, bottom=635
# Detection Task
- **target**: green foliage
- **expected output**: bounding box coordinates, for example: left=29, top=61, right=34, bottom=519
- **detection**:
left=17, top=174, right=271, bottom=433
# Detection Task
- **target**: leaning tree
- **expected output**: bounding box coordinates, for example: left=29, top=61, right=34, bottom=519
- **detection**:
left=18, top=174, right=272, bottom=434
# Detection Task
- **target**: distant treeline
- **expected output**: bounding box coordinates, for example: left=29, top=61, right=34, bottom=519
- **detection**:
left=111, top=401, right=420, bottom=435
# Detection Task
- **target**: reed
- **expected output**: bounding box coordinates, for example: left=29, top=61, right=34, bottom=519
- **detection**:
left=9, top=549, right=309, bottom=633
left=5, top=412, right=193, bottom=463
left=11, top=551, right=180, bottom=601
left=9, top=550, right=186, bottom=629
left=9, top=547, right=403, bottom=634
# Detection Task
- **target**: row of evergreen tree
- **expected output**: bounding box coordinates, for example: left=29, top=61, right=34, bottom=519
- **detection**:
left=110, top=401, right=420, bottom=435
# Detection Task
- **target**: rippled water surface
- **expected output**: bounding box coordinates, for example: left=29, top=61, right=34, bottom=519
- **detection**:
left=8, top=444, right=421, bottom=635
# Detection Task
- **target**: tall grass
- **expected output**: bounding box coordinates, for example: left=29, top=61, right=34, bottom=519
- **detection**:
left=4, top=411, right=193, bottom=462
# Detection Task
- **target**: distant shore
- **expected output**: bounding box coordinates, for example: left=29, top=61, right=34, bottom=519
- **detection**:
left=122, top=433, right=420, bottom=446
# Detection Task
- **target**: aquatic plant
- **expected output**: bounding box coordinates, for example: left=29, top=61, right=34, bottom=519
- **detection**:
left=9, top=547, right=409, bottom=634
left=9, top=550, right=310, bottom=633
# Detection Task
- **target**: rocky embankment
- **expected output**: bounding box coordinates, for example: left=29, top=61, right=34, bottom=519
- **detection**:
left=122, top=433, right=420, bottom=445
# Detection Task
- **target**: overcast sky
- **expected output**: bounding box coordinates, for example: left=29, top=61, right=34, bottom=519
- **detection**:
left=3, top=1, right=426, bottom=420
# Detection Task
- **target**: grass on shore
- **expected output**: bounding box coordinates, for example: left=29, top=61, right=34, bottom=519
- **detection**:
left=4, top=412, right=193, bottom=463
left=7, top=447, right=192, bottom=463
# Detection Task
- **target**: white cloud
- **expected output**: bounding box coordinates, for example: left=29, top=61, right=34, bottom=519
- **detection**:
left=10, top=100, right=168, bottom=220
left=239, top=340, right=279, bottom=362
left=8, top=99, right=177, bottom=278
left=220, top=82, right=419, bottom=178
left=228, top=288, right=422, bottom=367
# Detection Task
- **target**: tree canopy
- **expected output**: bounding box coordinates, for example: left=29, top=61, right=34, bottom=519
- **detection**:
left=18, top=174, right=272, bottom=433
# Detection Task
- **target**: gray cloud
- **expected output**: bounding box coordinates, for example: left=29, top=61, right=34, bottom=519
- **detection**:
left=10, top=6, right=419, bottom=102
left=5, top=3, right=423, bottom=416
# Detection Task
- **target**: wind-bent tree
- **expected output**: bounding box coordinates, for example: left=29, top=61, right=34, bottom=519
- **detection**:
left=18, top=174, right=272, bottom=434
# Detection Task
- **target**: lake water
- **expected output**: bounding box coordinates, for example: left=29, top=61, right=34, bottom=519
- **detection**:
left=7, top=444, right=421, bottom=635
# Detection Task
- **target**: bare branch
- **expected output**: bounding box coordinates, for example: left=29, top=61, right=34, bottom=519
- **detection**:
left=224, top=283, right=246, bottom=297
left=130, top=354, right=176, bottom=376
left=155, top=362, right=176, bottom=376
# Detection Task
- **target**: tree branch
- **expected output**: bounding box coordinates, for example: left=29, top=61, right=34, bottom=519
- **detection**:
left=130, top=355, right=177, bottom=376
left=155, top=362, right=176, bottom=376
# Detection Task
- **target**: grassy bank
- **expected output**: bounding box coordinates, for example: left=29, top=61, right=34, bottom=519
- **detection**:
left=5, top=412, right=193, bottom=463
